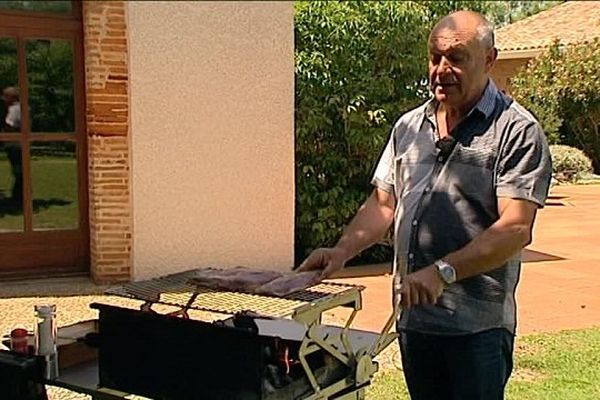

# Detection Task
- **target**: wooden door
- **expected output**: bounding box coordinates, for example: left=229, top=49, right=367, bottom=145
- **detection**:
left=0, top=1, right=88, bottom=279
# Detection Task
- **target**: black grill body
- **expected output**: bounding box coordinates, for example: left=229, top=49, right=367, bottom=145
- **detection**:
left=0, top=350, right=47, bottom=400
left=91, top=303, right=297, bottom=400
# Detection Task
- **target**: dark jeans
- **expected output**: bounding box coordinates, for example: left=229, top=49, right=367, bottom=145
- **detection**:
left=6, top=145, right=22, bottom=202
left=399, top=328, right=514, bottom=400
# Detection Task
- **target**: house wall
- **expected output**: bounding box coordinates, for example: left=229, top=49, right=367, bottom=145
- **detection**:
left=491, top=57, right=531, bottom=94
left=127, top=1, right=295, bottom=279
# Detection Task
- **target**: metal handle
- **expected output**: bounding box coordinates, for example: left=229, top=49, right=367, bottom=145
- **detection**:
left=367, top=280, right=402, bottom=357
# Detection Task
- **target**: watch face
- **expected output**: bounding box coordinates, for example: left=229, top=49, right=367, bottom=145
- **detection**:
left=436, top=261, right=456, bottom=284
left=441, top=266, right=454, bottom=283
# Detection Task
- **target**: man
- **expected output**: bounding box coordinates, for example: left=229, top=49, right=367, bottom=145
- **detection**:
left=2, top=87, right=21, bottom=132
left=1, top=86, right=23, bottom=204
left=298, top=11, right=551, bottom=400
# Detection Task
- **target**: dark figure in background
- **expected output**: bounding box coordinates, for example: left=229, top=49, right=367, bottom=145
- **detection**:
left=1, top=86, right=22, bottom=204
left=298, top=11, right=552, bottom=400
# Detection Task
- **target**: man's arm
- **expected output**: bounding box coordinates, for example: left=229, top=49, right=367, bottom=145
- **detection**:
left=400, top=197, right=539, bottom=308
left=297, top=187, right=396, bottom=278
left=444, top=197, right=537, bottom=280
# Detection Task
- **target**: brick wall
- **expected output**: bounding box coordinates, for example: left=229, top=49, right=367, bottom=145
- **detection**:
left=82, top=1, right=132, bottom=283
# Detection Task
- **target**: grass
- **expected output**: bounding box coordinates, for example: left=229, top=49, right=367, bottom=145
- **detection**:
left=0, top=156, right=78, bottom=231
left=366, top=327, right=600, bottom=399
left=367, top=370, right=409, bottom=399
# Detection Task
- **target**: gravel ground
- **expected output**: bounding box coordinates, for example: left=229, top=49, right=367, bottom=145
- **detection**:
left=0, top=277, right=401, bottom=399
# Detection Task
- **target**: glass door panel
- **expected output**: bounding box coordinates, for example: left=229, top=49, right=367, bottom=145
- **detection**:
left=31, top=141, right=78, bottom=230
left=0, top=36, right=23, bottom=231
left=0, top=141, right=23, bottom=231
left=0, top=1, right=72, bottom=14
left=0, top=37, right=20, bottom=133
left=26, top=38, right=75, bottom=133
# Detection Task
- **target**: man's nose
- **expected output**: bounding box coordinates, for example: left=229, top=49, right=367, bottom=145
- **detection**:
left=436, top=56, right=452, bottom=74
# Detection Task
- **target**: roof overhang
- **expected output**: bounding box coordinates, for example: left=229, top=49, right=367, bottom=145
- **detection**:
left=497, top=48, right=544, bottom=60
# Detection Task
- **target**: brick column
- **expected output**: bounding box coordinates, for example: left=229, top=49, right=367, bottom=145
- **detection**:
left=82, top=1, right=132, bottom=283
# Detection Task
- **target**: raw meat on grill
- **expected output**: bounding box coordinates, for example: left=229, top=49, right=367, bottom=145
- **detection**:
left=188, top=267, right=322, bottom=296
left=189, top=266, right=283, bottom=292
left=254, top=271, right=322, bottom=297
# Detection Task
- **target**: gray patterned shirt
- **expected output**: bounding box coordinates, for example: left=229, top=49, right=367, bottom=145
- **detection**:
left=372, top=80, right=552, bottom=334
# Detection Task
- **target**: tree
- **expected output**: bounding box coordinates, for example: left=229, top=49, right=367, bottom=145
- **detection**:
left=511, top=39, right=600, bottom=172
left=294, top=1, right=487, bottom=264
left=483, top=1, right=564, bottom=27
left=294, top=1, right=568, bottom=264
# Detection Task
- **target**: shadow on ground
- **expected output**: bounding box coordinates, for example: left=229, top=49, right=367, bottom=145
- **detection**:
left=0, top=197, right=72, bottom=216
left=0, top=276, right=109, bottom=299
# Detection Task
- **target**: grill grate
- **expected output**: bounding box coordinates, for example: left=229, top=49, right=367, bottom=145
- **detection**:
left=106, top=269, right=363, bottom=319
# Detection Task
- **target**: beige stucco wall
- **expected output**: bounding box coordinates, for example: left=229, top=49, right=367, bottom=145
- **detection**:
left=491, top=57, right=531, bottom=95
left=127, top=1, right=294, bottom=279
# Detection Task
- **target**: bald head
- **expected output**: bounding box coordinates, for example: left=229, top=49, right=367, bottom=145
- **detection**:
left=2, top=86, right=19, bottom=104
left=431, top=11, right=495, bottom=50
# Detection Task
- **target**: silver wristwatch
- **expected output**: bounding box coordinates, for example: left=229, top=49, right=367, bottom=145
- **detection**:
left=434, top=259, right=456, bottom=286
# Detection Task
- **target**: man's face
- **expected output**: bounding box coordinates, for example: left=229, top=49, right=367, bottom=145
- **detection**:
left=2, top=90, right=14, bottom=106
left=428, top=26, right=493, bottom=110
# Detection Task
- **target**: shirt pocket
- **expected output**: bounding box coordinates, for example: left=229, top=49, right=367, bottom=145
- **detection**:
left=448, top=146, right=495, bottom=194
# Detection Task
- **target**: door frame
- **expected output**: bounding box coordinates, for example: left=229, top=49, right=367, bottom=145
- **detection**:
left=0, top=2, right=89, bottom=279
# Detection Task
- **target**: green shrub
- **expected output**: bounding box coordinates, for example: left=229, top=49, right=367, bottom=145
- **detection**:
left=295, top=1, right=424, bottom=265
left=507, top=43, right=563, bottom=144
left=549, top=144, right=593, bottom=181
left=511, top=39, right=600, bottom=172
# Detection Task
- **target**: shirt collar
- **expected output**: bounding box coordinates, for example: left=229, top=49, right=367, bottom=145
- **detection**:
left=423, top=78, right=499, bottom=123
left=474, top=79, right=499, bottom=119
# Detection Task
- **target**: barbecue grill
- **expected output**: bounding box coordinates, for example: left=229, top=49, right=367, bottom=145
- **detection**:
left=105, top=268, right=364, bottom=326
left=1, top=268, right=400, bottom=400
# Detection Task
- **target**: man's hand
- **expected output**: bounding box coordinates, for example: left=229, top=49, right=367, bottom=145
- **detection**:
left=295, top=188, right=395, bottom=279
left=399, top=265, right=445, bottom=309
left=296, top=247, right=348, bottom=279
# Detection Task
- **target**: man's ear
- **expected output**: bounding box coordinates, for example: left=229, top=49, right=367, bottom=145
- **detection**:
left=485, top=47, right=498, bottom=72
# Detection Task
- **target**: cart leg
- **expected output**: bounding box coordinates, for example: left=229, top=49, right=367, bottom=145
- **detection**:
left=333, top=389, right=365, bottom=400
left=90, top=390, right=129, bottom=400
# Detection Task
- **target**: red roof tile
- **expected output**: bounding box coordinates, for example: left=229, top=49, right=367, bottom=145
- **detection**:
left=495, top=1, right=600, bottom=52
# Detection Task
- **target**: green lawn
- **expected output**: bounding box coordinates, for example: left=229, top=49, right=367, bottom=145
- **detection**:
left=367, top=327, right=600, bottom=399
left=0, top=156, right=78, bottom=231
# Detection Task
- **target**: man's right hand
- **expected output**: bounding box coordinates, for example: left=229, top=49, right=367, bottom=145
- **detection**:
left=296, top=188, right=396, bottom=279
left=296, top=247, right=348, bottom=279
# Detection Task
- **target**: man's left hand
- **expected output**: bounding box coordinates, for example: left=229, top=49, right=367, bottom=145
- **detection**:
left=399, top=265, right=445, bottom=309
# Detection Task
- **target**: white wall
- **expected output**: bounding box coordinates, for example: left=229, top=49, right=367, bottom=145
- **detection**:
left=128, top=1, right=294, bottom=279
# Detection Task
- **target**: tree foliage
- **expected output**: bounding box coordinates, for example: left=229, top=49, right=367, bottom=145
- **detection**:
left=511, top=39, right=600, bottom=172
left=294, top=1, right=490, bottom=264
left=482, top=1, right=563, bottom=27
left=1, top=38, right=74, bottom=152
left=0, top=1, right=72, bottom=14
left=294, top=1, right=566, bottom=264
left=26, top=40, right=75, bottom=133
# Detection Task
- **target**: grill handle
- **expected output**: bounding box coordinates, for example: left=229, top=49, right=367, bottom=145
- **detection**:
left=367, top=280, right=402, bottom=357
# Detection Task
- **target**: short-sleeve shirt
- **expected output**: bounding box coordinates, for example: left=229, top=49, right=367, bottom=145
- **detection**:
left=5, top=103, right=21, bottom=130
left=372, top=80, right=552, bottom=335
